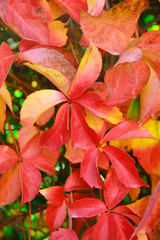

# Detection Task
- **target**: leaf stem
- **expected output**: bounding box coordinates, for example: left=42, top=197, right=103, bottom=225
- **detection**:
left=28, top=202, right=32, bottom=240
left=19, top=202, right=27, bottom=240
left=69, top=164, right=73, bottom=230
left=6, top=116, right=21, bottom=158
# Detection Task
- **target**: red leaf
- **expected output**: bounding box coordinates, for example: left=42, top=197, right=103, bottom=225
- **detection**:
left=92, top=213, right=115, bottom=240
left=81, top=227, right=94, bottom=240
left=114, top=205, right=141, bottom=225
left=0, top=164, right=21, bottom=206
left=130, top=180, right=160, bottom=239
left=53, top=0, right=88, bottom=23
left=40, top=186, right=65, bottom=206
left=0, top=145, right=18, bottom=174
left=71, top=103, right=99, bottom=149
left=65, top=140, right=85, bottom=164
left=113, top=213, right=137, bottom=240
left=20, top=162, right=42, bottom=205
left=64, top=170, right=91, bottom=192
left=103, top=145, right=148, bottom=188
left=49, top=228, right=78, bottom=240
left=104, top=60, right=150, bottom=105
left=102, top=120, right=154, bottom=142
left=80, top=148, right=104, bottom=188
left=104, top=168, right=129, bottom=209
left=40, top=103, right=70, bottom=151
left=0, top=42, right=16, bottom=88
left=76, top=92, right=124, bottom=124
left=18, top=126, right=39, bottom=153
left=68, top=198, right=107, bottom=218
left=46, top=202, right=66, bottom=233
left=68, top=45, right=102, bottom=99
left=24, top=153, right=56, bottom=175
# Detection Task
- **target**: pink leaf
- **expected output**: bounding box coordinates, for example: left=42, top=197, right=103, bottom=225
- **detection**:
left=46, top=202, right=66, bottom=233
left=81, top=227, right=94, bottom=240
left=49, top=228, right=78, bottom=240
left=103, top=146, right=148, bottom=188
left=71, top=103, right=99, bottom=149
left=104, top=60, right=150, bottom=105
left=113, top=213, right=137, bottom=240
left=20, top=89, right=67, bottom=127
left=40, top=186, right=65, bottom=206
left=65, top=170, right=91, bottom=192
left=40, top=103, right=70, bottom=151
left=53, top=0, right=88, bottom=23
left=68, top=198, right=107, bottom=218
left=24, top=153, right=56, bottom=175
left=104, top=168, right=129, bottom=209
left=80, top=148, right=104, bottom=188
left=80, top=0, right=148, bottom=55
left=92, top=213, right=115, bottom=240
left=19, top=46, right=77, bottom=95
left=0, top=145, right=18, bottom=174
left=0, top=42, right=16, bottom=88
left=2, top=0, right=67, bottom=46
left=0, top=164, right=21, bottom=206
left=20, top=162, right=42, bottom=205
left=68, top=45, right=102, bottom=99
left=76, top=92, right=124, bottom=124
left=102, top=120, right=154, bottom=142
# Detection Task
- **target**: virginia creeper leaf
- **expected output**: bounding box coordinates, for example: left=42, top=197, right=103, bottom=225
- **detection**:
left=46, top=202, right=66, bottom=233
left=20, top=161, right=42, bottom=205
left=71, top=103, right=99, bottom=149
left=20, top=46, right=76, bottom=95
left=64, top=170, right=91, bottom=192
left=104, top=60, right=150, bottom=105
left=80, top=0, right=149, bottom=54
left=103, top=145, right=148, bottom=188
left=0, top=145, right=18, bottom=174
left=0, top=42, right=16, bottom=88
left=49, top=228, right=78, bottom=240
left=53, top=0, right=88, bottom=23
left=40, top=186, right=65, bottom=206
left=76, top=93, right=124, bottom=124
left=2, top=0, right=67, bottom=46
left=92, top=213, right=115, bottom=240
left=103, top=120, right=154, bottom=142
left=80, top=148, right=104, bottom=188
left=0, top=164, right=21, bottom=206
left=130, top=181, right=160, bottom=238
left=20, top=90, right=67, bottom=126
left=104, top=168, right=129, bottom=209
left=68, top=198, right=107, bottom=218
left=40, top=103, right=70, bottom=151
left=68, top=45, right=102, bottom=99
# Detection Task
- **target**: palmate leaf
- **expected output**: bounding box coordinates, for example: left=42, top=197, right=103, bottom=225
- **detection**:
left=68, top=45, right=102, bottom=99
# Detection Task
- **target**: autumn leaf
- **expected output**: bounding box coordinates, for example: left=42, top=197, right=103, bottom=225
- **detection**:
left=80, top=0, right=149, bottom=55
left=0, top=0, right=68, bottom=46
left=0, top=42, right=16, bottom=88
